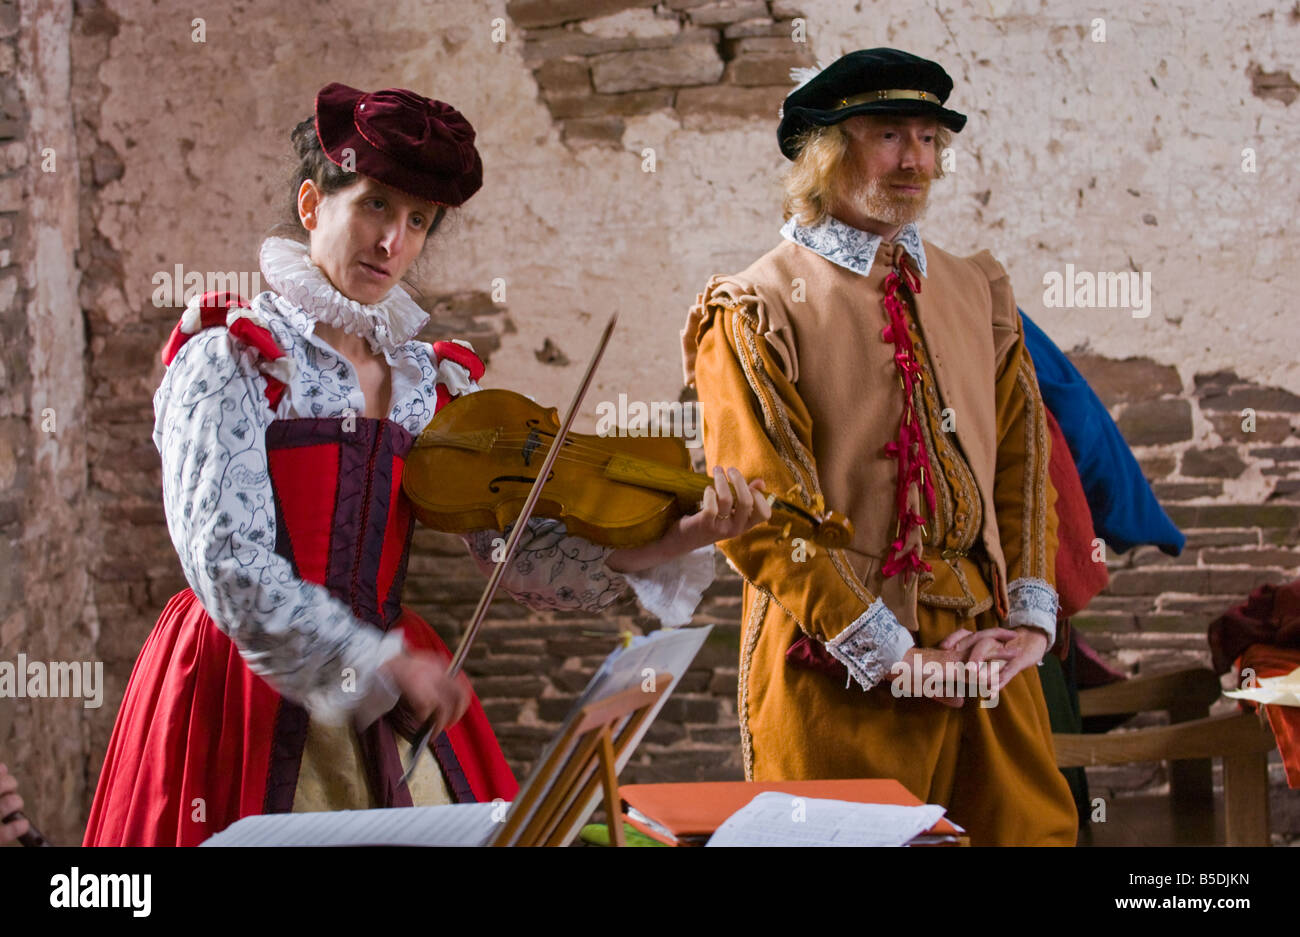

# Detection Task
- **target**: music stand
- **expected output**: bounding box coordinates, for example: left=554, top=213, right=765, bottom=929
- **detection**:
left=491, top=677, right=671, bottom=847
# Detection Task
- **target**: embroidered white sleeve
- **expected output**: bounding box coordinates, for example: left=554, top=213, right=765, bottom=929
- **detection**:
left=462, top=518, right=629, bottom=613
left=1006, top=576, right=1059, bottom=657
left=463, top=524, right=715, bottom=625
left=154, top=329, right=404, bottom=726
left=621, top=544, right=716, bottom=626
left=824, top=598, right=915, bottom=691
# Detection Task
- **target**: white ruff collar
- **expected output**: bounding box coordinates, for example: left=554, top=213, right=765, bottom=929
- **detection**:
left=258, top=236, right=429, bottom=354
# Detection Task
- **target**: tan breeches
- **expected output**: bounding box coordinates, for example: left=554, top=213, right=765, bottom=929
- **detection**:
left=747, top=603, right=1079, bottom=846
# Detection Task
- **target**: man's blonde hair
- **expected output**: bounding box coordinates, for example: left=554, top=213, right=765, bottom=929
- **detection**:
left=781, top=118, right=952, bottom=226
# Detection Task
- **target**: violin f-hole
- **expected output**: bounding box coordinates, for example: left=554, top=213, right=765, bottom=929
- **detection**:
left=489, top=470, right=555, bottom=493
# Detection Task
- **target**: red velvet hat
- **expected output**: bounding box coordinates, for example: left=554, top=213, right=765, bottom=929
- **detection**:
left=314, top=82, right=483, bottom=206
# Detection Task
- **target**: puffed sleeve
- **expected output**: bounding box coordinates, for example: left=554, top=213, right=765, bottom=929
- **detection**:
left=154, top=328, right=404, bottom=726
left=461, top=521, right=630, bottom=614
left=462, top=521, right=714, bottom=626
left=682, top=277, right=914, bottom=691
left=974, top=251, right=1061, bottom=653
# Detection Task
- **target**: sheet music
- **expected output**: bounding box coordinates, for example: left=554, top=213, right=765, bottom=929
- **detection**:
left=201, top=802, right=501, bottom=847
left=705, top=792, right=948, bottom=847
left=514, top=626, right=712, bottom=845
left=574, top=626, right=712, bottom=710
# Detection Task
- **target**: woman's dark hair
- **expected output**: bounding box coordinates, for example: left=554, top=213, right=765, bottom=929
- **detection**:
left=283, top=116, right=447, bottom=239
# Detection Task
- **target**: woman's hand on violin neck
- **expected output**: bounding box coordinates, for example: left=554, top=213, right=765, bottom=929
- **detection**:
left=380, top=651, right=470, bottom=734
left=695, top=466, right=772, bottom=542
left=605, top=467, right=771, bottom=573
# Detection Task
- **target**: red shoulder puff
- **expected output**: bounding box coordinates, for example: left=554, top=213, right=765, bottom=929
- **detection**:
left=161, top=291, right=290, bottom=410
left=431, top=339, right=486, bottom=413
left=432, top=340, right=486, bottom=380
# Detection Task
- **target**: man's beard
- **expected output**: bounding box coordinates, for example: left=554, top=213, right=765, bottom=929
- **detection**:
left=839, top=164, right=932, bottom=227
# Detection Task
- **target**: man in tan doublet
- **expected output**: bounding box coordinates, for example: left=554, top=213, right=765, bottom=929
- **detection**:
left=683, top=48, right=1077, bottom=845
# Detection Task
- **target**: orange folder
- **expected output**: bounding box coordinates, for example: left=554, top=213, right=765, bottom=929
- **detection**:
left=620, top=779, right=963, bottom=846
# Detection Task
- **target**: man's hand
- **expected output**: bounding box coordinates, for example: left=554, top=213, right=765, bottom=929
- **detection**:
left=889, top=627, right=1022, bottom=709
left=940, top=626, right=1020, bottom=665
left=892, top=644, right=1013, bottom=709
left=988, top=627, right=1049, bottom=690
left=941, top=625, right=1048, bottom=691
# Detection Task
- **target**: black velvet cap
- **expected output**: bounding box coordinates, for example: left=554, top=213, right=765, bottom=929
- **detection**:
left=778, top=48, right=967, bottom=160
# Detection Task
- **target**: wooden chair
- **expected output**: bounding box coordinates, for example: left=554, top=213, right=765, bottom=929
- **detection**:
left=1052, top=667, right=1276, bottom=846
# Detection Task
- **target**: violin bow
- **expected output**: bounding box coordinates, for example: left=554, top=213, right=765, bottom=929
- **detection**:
left=401, top=312, right=620, bottom=787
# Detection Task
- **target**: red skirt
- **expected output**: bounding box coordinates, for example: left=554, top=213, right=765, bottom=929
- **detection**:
left=83, top=590, right=518, bottom=846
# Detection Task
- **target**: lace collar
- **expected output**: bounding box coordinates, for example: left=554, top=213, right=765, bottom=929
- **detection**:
left=779, top=216, right=928, bottom=278
left=258, top=237, right=429, bottom=355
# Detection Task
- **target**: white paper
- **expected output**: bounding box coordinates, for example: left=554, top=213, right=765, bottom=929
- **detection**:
left=507, top=625, right=712, bottom=845
left=200, top=802, right=501, bottom=847
left=705, top=792, right=948, bottom=848
left=1225, top=665, right=1300, bottom=708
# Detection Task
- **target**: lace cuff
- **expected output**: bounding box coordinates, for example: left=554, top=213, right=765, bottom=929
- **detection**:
left=1006, top=577, right=1059, bottom=656
left=284, top=621, right=406, bottom=727
left=348, top=630, right=407, bottom=731
left=621, top=544, right=715, bottom=627
left=823, top=598, right=915, bottom=691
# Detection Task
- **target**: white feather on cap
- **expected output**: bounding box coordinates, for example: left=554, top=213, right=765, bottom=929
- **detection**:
left=789, top=61, right=827, bottom=91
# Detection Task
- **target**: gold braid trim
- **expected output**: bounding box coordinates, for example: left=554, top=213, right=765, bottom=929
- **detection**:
left=1016, top=355, right=1050, bottom=579
left=729, top=304, right=817, bottom=499
left=738, top=588, right=769, bottom=781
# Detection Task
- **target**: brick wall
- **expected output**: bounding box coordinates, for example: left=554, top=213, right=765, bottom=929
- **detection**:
left=512, top=0, right=813, bottom=146
left=1062, top=353, right=1299, bottom=835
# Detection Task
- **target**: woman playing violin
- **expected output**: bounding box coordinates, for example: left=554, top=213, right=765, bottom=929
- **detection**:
left=82, top=83, right=770, bottom=846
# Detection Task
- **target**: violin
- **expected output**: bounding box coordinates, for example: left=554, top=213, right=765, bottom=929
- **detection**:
left=401, top=388, right=852, bottom=549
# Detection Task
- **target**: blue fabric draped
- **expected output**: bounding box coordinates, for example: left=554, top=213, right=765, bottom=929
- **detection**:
left=1020, top=310, right=1184, bottom=556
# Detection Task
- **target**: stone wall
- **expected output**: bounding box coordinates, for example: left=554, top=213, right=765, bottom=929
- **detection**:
left=2, top=0, right=94, bottom=847
left=513, top=0, right=813, bottom=146
left=1, top=0, right=1297, bottom=844
left=0, top=0, right=30, bottom=823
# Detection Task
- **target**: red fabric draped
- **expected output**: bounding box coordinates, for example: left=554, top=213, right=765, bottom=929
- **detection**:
left=83, top=592, right=281, bottom=846
left=1236, top=644, right=1300, bottom=789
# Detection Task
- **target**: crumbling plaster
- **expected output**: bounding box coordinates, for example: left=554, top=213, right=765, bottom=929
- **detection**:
left=85, top=0, right=1298, bottom=426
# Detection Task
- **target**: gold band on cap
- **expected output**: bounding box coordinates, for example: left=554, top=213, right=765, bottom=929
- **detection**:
left=835, top=89, right=939, bottom=109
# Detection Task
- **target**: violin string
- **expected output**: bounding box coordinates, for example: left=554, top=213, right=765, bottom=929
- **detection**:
left=434, top=433, right=807, bottom=505
left=432, top=437, right=812, bottom=510
left=478, top=432, right=709, bottom=469
left=477, top=433, right=646, bottom=461
left=444, top=432, right=685, bottom=469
